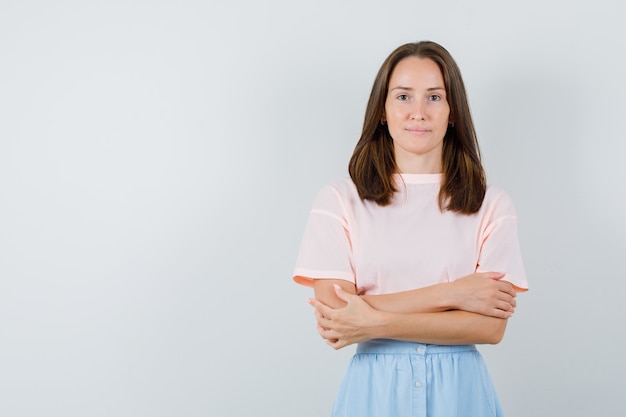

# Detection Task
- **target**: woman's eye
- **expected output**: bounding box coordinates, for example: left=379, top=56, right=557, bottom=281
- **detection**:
left=397, top=94, right=409, bottom=101
left=429, top=94, right=441, bottom=101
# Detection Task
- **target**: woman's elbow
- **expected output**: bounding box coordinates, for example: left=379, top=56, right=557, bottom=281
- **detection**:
left=484, top=318, right=508, bottom=344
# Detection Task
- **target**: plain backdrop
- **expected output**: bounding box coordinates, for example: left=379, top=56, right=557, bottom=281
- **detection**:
left=1, top=0, right=624, bottom=416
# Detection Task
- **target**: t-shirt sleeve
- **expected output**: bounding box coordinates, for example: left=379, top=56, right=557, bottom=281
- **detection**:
left=292, top=184, right=355, bottom=288
left=476, top=189, right=529, bottom=292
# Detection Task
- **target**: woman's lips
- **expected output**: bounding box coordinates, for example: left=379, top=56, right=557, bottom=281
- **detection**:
left=406, top=127, right=430, bottom=134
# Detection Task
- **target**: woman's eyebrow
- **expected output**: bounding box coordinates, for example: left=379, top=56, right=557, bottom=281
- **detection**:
left=389, top=86, right=413, bottom=92
left=389, top=86, right=445, bottom=92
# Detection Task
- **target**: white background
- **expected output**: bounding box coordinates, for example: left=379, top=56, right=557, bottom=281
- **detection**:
left=1, top=1, right=624, bottom=416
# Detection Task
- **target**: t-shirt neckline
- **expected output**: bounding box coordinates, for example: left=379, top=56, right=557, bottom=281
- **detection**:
left=394, top=173, right=442, bottom=184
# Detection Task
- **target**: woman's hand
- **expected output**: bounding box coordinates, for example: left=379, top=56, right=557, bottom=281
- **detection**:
left=450, top=272, right=517, bottom=318
left=307, top=273, right=517, bottom=348
left=308, top=284, right=384, bottom=350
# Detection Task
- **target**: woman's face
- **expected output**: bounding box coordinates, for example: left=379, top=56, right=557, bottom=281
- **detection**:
left=384, top=56, right=451, bottom=174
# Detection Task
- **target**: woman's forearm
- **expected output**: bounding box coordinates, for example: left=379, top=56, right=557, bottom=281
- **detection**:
left=311, top=286, right=510, bottom=349
left=361, top=283, right=455, bottom=313
left=361, top=272, right=516, bottom=318
left=373, top=310, right=508, bottom=345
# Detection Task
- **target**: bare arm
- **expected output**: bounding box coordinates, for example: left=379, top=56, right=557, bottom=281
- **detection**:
left=313, top=272, right=517, bottom=319
left=376, top=310, right=507, bottom=345
left=309, top=285, right=508, bottom=349
left=313, top=279, right=357, bottom=308
left=361, top=272, right=517, bottom=318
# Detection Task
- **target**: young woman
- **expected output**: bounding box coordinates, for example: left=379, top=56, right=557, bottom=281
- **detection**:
left=293, top=41, right=528, bottom=417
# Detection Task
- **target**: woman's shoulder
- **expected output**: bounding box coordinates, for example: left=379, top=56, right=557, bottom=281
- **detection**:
left=485, top=184, right=510, bottom=199
left=316, top=177, right=358, bottom=198
left=482, top=184, right=518, bottom=216
left=311, top=178, right=360, bottom=210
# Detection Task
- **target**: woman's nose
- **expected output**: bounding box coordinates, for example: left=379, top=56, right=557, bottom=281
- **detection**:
left=410, top=102, right=425, bottom=120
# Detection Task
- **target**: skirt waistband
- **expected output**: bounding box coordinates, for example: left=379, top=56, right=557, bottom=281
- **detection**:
left=356, top=339, right=477, bottom=355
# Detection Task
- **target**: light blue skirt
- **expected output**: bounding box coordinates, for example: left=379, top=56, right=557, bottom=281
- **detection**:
left=330, top=339, right=504, bottom=417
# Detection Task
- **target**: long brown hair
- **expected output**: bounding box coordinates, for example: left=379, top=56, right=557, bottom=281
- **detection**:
left=348, top=41, right=486, bottom=214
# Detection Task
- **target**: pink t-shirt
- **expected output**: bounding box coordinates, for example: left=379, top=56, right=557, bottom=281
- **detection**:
left=293, top=174, right=528, bottom=295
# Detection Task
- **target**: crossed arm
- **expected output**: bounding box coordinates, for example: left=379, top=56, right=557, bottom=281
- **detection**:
left=308, top=272, right=517, bottom=349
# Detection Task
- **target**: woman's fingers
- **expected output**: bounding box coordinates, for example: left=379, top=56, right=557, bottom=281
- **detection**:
left=307, top=297, right=334, bottom=318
